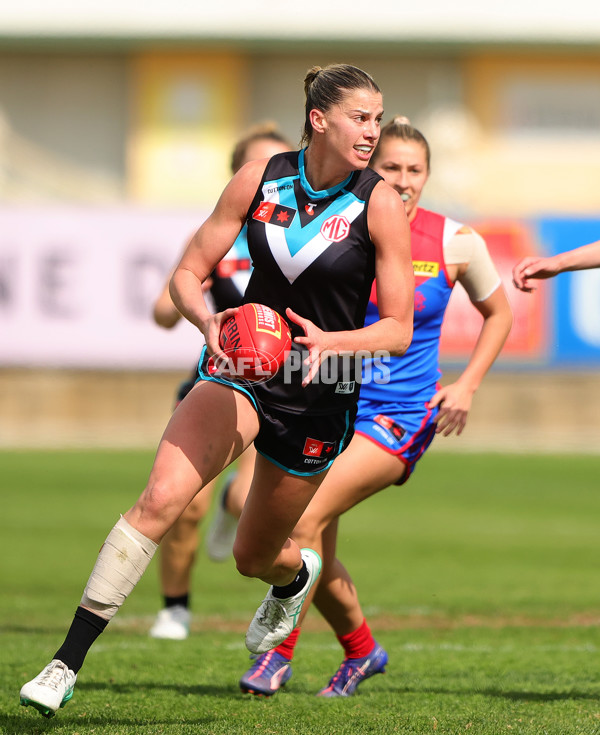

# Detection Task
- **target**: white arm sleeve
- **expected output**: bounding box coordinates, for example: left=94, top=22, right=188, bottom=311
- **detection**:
left=444, top=227, right=501, bottom=302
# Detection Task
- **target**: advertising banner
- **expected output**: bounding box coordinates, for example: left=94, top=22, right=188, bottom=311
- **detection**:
left=3, top=207, right=599, bottom=370
left=0, top=206, right=207, bottom=368
left=439, top=220, right=549, bottom=364
left=537, top=217, right=600, bottom=366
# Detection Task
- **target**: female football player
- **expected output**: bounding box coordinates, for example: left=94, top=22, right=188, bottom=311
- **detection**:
left=20, top=64, right=414, bottom=717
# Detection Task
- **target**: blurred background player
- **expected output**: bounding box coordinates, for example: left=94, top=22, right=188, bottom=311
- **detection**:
left=148, top=122, right=293, bottom=640
left=512, top=239, right=600, bottom=292
left=232, top=115, right=513, bottom=696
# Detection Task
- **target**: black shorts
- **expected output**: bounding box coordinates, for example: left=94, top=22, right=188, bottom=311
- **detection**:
left=197, top=349, right=356, bottom=476
left=254, top=402, right=356, bottom=476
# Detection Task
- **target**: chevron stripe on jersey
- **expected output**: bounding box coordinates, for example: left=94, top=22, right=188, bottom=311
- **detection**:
left=242, top=150, right=382, bottom=415
left=254, top=149, right=368, bottom=284
left=262, top=195, right=365, bottom=284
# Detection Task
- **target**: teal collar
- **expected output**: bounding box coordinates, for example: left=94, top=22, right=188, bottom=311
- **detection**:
left=298, top=148, right=354, bottom=200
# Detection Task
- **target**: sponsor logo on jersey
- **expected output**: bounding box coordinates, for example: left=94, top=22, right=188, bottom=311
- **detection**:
left=305, top=203, right=317, bottom=216
left=265, top=183, right=293, bottom=194
left=334, top=381, right=355, bottom=394
left=412, top=260, right=439, bottom=278
left=302, top=437, right=336, bottom=458
left=215, top=258, right=251, bottom=277
left=320, top=215, right=350, bottom=242
left=252, top=201, right=296, bottom=228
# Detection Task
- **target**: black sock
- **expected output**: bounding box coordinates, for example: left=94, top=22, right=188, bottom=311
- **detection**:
left=164, top=594, right=189, bottom=609
left=272, top=561, right=309, bottom=599
left=220, top=479, right=232, bottom=510
left=53, top=606, right=109, bottom=674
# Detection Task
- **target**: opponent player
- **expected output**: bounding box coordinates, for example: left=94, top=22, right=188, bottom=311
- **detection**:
left=148, top=123, right=292, bottom=641
left=19, top=64, right=414, bottom=718
left=513, top=239, right=600, bottom=292
left=238, top=116, right=513, bottom=697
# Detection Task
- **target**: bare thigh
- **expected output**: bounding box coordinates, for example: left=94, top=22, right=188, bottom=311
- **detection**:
left=293, top=434, right=405, bottom=548
left=125, top=380, right=260, bottom=543
left=233, top=452, right=326, bottom=584
left=226, top=444, right=257, bottom=518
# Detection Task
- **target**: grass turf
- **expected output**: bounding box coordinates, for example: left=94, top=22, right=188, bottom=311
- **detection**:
left=1, top=449, right=600, bottom=734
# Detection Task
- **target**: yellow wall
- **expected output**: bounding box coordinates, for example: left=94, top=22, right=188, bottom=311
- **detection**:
left=462, top=54, right=600, bottom=216
left=128, top=52, right=248, bottom=206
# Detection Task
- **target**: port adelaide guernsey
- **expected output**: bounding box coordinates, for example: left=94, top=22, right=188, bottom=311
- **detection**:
left=243, top=149, right=384, bottom=415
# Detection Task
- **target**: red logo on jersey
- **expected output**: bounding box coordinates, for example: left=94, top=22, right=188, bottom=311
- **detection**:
left=252, top=201, right=296, bottom=228
left=374, top=414, right=406, bottom=441
left=216, top=258, right=251, bottom=278
left=305, top=203, right=316, bottom=216
left=320, top=215, right=350, bottom=242
left=302, top=437, right=335, bottom=457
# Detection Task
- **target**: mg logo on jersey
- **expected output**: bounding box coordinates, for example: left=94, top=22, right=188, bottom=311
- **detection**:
left=320, top=215, right=350, bottom=242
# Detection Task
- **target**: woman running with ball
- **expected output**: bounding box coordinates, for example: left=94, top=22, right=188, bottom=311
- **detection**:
left=20, top=64, right=414, bottom=718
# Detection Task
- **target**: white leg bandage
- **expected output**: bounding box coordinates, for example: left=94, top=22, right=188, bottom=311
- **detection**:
left=80, top=516, right=158, bottom=620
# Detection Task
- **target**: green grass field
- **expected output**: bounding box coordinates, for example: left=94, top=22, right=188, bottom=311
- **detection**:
left=2, top=449, right=600, bottom=734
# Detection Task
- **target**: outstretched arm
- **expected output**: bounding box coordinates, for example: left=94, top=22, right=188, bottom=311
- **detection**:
left=513, top=240, right=600, bottom=292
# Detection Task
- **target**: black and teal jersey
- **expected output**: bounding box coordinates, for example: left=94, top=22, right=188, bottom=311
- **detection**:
left=242, top=149, right=383, bottom=415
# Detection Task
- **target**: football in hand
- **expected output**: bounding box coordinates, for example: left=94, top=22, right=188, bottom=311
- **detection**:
left=215, top=303, right=292, bottom=382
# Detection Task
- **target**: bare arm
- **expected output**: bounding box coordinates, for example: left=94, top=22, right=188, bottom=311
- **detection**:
left=153, top=274, right=181, bottom=329
left=512, top=240, right=600, bottom=292
left=169, top=160, right=264, bottom=354
left=429, top=284, right=512, bottom=436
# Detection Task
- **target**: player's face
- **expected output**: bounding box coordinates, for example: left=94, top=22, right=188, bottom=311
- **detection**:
left=371, top=138, right=429, bottom=221
left=322, top=88, right=384, bottom=169
left=241, top=139, right=291, bottom=167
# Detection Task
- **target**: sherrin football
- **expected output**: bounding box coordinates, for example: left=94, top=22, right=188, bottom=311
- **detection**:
left=217, top=303, right=292, bottom=382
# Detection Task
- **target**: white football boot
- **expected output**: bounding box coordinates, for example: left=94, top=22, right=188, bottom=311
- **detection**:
left=245, top=548, right=321, bottom=654
left=20, top=659, right=77, bottom=718
left=149, top=605, right=190, bottom=640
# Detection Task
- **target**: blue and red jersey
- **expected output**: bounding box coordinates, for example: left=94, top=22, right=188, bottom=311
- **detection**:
left=360, top=207, right=460, bottom=405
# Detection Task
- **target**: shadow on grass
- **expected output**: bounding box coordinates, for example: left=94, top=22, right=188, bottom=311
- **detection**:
left=78, top=680, right=242, bottom=699
left=481, top=687, right=600, bottom=702
left=383, top=682, right=600, bottom=703
left=79, top=678, right=600, bottom=704
left=3, top=711, right=218, bottom=734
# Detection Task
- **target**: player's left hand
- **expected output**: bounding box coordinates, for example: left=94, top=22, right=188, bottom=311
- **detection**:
left=427, top=382, right=473, bottom=436
left=286, top=307, right=332, bottom=386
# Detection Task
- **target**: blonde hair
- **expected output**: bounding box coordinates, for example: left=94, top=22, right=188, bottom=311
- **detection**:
left=371, top=116, right=431, bottom=172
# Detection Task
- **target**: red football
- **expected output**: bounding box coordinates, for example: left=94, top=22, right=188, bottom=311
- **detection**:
left=216, top=303, right=292, bottom=382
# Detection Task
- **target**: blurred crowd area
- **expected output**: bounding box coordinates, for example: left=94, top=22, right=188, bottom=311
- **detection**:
left=1, top=6, right=599, bottom=449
